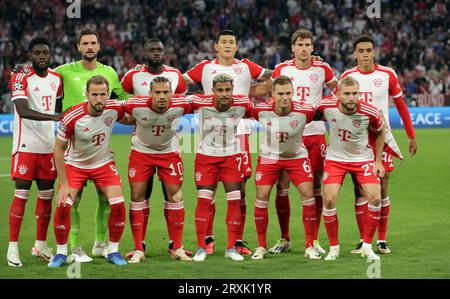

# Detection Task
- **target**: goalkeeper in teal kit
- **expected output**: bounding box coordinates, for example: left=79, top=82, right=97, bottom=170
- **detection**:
left=55, top=27, right=131, bottom=262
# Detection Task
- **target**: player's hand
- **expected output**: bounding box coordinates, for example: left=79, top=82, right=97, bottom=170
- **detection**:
left=132, top=64, right=145, bottom=71
left=13, top=63, right=31, bottom=74
left=409, top=138, right=417, bottom=156
left=56, top=184, right=71, bottom=208
left=311, top=55, right=323, bottom=62
left=373, top=162, right=385, bottom=178
left=53, top=114, right=62, bottom=122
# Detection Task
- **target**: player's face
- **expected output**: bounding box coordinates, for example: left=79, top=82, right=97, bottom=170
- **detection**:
left=339, top=83, right=360, bottom=112
left=214, top=35, right=238, bottom=60
left=87, top=83, right=109, bottom=113
left=150, top=82, right=172, bottom=110
left=213, top=81, right=234, bottom=105
left=273, top=83, right=293, bottom=109
left=30, top=44, right=51, bottom=72
left=77, top=34, right=100, bottom=62
left=292, top=38, right=313, bottom=61
left=354, top=42, right=375, bottom=68
left=145, top=42, right=164, bottom=66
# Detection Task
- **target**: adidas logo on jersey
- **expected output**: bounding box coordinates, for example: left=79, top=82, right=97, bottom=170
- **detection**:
left=34, top=86, right=40, bottom=92
left=141, top=117, right=149, bottom=121
left=331, top=118, right=337, bottom=122
left=141, top=81, right=148, bottom=86
left=83, top=127, right=90, bottom=132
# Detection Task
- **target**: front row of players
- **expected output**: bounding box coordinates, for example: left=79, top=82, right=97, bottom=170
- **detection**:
left=8, top=72, right=387, bottom=267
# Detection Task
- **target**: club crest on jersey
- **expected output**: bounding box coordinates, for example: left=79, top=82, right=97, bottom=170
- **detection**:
left=166, top=113, right=177, bottom=122
left=104, top=117, right=113, bottom=127
left=128, top=168, right=136, bottom=178
left=289, top=119, right=299, bottom=129
left=255, top=171, right=263, bottom=181
left=195, top=171, right=202, bottom=182
left=18, top=165, right=28, bottom=175
left=58, top=123, right=67, bottom=133
left=352, top=119, right=362, bottom=128
left=309, top=73, right=319, bottom=83
left=50, top=81, right=57, bottom=91
left=373, top=78, right=383, bottom=87
left=234, top=67, right=242, bottom=74
left=13, top=81, right=23, bottom=90
left=229, top=113, right=240, bottom=121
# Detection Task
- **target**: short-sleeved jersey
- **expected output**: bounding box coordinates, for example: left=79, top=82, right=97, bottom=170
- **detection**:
left=10, top=67, right=62, bottom=154
left=339, top=64, right=403, bottom=124
left=123, top=95, right=191, bottom=154
left=121, top=64, right=187, bottom=96
left=272, top=59, right=336, bottom=136
left=55, top=61, right=131, bottom=109
left=317, top=97, right=384, bottom=163
left=250, top=100, right=315, bottom=160
left=184, top=58, right=265, bottom=95
left=190, top=95, right=253, bottom=157
left=57, top=101, right=125, bottom=169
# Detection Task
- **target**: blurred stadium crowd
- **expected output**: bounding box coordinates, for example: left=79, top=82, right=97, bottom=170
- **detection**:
left=0, top=0, right=448, bottom=113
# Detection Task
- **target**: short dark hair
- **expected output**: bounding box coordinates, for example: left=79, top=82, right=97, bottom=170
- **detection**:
left=215, top=29, right=238, bottom=43
left=86, top=75, right=109, bottom=93
left=77, top=27, right=99, bottom=44
left=28, top=37, right=50, bottom=52
left=291, top=28, right=313, bottom=45
left=150, top=76, right=171, bottom=90
left=353, top=35, right=374, bottom=50
left=144, top=38, right=163, bottom=48
left=272, top=75, right=293, bottom=89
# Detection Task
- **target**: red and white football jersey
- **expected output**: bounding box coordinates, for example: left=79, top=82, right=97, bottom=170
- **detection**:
left=57, top=101, right=125, bottom=169
left=10, top=67, right=62, bottom=154
left=339, top=64, right=403, bottom=125
left=317, top=97, right=384, bottom=162
left=121, top=64, right=187, bottom=96
left=184, top=58, right=265, bottom=95
left=190, top=95, right=253, bottom=157
left=272, top=59, right=336, bottom=136
left=250, top=100, right=315, bottom=160
left=124, top=95, right=191, bottom=154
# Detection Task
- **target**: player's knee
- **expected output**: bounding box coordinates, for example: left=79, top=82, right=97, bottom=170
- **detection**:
left=323, top=196, right=336, bottom=209
left=276, top=181, right=289, bottom=190
left=300, top=189, right=314, bottom=200
left=169, top=189, right=183, bottom=203
left=15, top=180, right=32, bottom=190
left=366, top=193, right=381, bottom=206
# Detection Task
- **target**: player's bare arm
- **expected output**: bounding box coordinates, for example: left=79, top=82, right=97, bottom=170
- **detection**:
left=118, top=113, right=136, bottom=125
left=259, top=69, right=273, bottom=81
left=14, top=98, right=61, bottom=121
left=372, top=124, right=386, bottom=178
left=54, top=137, right=71, bottom=207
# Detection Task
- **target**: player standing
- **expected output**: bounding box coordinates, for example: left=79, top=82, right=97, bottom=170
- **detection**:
left=339, top=35, right=417, bottom=254
left=54, top=27, right=132, bottom=262
left=121, top=38, right=187, bottom=255
left=124, top=77, right=192, bottom=263
left=317, top=76, right=386, bottom=261
left=184, top=29, right=271, bottom=255
left=7, top=37, right=62, bottom=267
left=251, top=29, right=337, bottom=255
left=190, top=73, right=252, bottom=262
left=249, top=76, right=321, bottom=260
left=49, top=76, right=129, bottom=267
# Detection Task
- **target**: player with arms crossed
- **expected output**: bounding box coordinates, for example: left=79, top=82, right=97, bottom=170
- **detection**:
left=317, top=76, right=386, bottom=261
left=121, top=38, right=187, bottom=255
left=184, top=29, right=271, bottom=255
left=251, top=28, right=337, bottom=255
left=190, top=73, right=252, bottom=262
left=49, top=76, right=129, bottom=267
left=250, top=76, right=321, bottom=260
left=124, top=77, right=192, bottom=263
left=340, top=35, right=417, bottom=254
left=7, top=37, right=62, bottom=267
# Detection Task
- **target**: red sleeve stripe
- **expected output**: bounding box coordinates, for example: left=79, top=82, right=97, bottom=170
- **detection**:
left=359, top=106, right=380, bottom=118
left=359, top=103, right=380, bottom=115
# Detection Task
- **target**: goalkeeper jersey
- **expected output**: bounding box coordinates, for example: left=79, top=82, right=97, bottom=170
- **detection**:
left=55, top=60, right=131, bottom=109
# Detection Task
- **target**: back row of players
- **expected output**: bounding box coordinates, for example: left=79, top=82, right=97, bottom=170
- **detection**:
left=7, top=28, right=417, bottom=267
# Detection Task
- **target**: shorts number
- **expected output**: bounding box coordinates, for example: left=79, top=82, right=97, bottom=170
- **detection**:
left=320, top=144, right=326, bottom=158
left=110, top=164, right=119, bottom=176
left=361, top=163, right=373, bottom=177
left=303, top=160, right=312, bottom=173
left=169, top=162, right=183, bottom=176
left=242, top=152, right=249, bottom=165
left=382, top=152, right=392, bottom=163
left=236, top=156, right=242, bottom=171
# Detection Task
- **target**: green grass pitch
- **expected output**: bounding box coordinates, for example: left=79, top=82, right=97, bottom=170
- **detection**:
left=0, top=128, right=449, bottom=279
